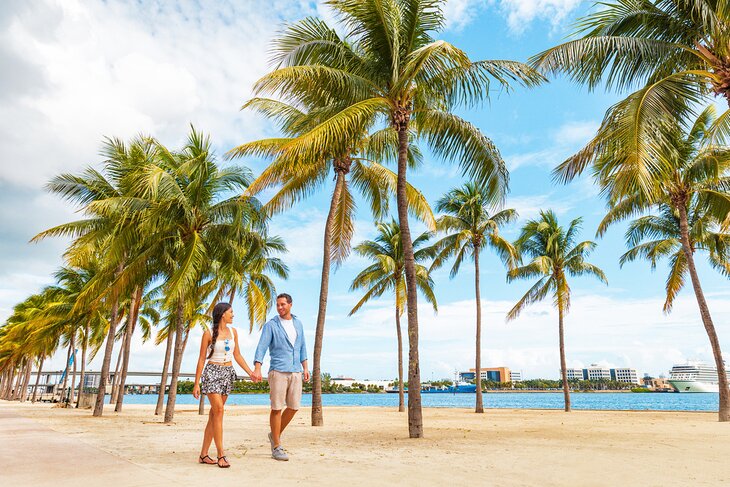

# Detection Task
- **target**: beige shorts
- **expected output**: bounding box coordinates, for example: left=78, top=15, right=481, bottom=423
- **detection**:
left=268, top=370, right=303, bottom=410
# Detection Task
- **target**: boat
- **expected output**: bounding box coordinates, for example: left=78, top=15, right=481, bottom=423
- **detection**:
left=668, top=361, right=729, bottom=393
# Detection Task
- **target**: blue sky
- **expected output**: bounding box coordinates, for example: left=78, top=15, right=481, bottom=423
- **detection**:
left=2, top=0, right=730, bottom=382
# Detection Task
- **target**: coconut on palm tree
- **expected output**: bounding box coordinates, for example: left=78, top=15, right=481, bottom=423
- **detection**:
left=430, top=182, right=518, bottom=413
left=507, top=210, right=607, bottom=412
left=349, top=219, right=438, bottom=412
left=243, top=0, right=543, bottom=437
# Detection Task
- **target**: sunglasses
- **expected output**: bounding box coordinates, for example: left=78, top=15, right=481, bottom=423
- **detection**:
left=224, top=339, right=230, bottom=352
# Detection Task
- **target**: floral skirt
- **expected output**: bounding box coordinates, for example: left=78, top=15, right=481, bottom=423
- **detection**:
left=200, top=363, right=237, bottom=395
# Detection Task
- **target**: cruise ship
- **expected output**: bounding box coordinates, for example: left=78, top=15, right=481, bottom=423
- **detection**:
left=668, top=361, right=730, bottom=393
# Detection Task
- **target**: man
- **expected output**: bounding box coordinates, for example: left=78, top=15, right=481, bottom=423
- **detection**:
left=253, top=293, right=309, bottom=461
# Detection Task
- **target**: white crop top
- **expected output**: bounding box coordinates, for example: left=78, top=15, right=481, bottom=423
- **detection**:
left=209, top=328, right=235, bottom=363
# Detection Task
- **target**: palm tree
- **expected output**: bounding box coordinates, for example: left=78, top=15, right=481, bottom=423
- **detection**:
left=578, top=106, right=730, bottom=420
left=245, top=0, right=543, bottom=437
left=127, top=127, right=265, bottom=423
left=231, top=98, right=434, bottom=427
left=531, top=1, right=730, bottom=146
left=33, top=136, right=159, bottom=417
left=429, top=183, right=518, bottom=413
left=506, top=210, right=607, bottom=412
left=349, top=219, right=437, bottom=412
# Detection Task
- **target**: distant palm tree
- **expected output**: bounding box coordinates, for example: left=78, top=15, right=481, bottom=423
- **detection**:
left=507, top=211, right=607, bottom=412
left=249, top=0, right=543, bottom=437
left=349, top=219, right=437, bottom=412
left=430, top=183, right=518, bottom=413
left=581, top=106, right=730, bottom=420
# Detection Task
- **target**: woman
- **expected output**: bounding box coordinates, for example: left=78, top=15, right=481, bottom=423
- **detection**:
left=193, top=302, right=257, bottom=468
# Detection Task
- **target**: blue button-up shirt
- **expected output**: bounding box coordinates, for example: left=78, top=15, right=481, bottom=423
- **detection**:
left=254, top=315, right=308, bottom=373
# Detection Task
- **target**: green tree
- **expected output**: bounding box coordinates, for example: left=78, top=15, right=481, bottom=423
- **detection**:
left=531, top=0, right=730, bottom=153
left=430, top=182, right=518, bottom=413
left=248, top=0, right=543, bottom=438
left=231, top=93, right=435, bottom=427
left=348, top=219, right=437, bottom=412
left=582, top=106, right=730, bottom=420
left=507, top=211, right=607, bottom=412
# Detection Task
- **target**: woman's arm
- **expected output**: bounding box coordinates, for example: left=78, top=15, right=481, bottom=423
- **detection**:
left=232, top=328, right=256, bottom=380
left=193, top=330, right=211, bottom=399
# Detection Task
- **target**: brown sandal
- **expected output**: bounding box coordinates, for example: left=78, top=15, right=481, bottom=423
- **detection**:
left=217, top=456, right=230, bottom=468
left=199, top=455, right=216, bottom=465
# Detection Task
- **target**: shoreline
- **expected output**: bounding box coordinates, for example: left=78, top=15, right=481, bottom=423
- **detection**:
left=3, top=400, right=729, bottom=486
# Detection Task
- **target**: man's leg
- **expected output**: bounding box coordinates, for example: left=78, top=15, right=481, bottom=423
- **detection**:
left=280, top=371, right=302, bottom=436
left=270, top=409, right=283, bottom=447
left=280, top=407, right=298, bottom=435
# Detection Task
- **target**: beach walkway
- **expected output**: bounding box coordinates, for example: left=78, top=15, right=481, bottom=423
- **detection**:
left=2, top=400, right=730, bottom=486
left=0, top=405, right=172, bottom=487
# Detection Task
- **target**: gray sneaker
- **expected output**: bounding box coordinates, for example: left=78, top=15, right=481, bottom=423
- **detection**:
left=272, top=446, right=289, bottom=461
left=267, top=432, right=275, bottom=452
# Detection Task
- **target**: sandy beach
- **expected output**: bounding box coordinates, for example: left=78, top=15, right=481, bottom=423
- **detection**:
left=2, top=400, right=729, bottom=486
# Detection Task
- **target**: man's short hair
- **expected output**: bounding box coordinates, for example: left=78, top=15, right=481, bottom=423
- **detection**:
left=277, top=293, right=292, bottom=304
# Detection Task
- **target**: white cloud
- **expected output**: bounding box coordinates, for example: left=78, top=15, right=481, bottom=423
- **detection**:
left=504, top=119, right=598, bottom=171
left=496, top=0, right=583, bottom=34
left=443, top=0, right=489, bottom=31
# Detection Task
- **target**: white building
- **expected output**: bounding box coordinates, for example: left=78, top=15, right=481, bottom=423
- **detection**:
left=566, top=368, right=585, bottom=380
left=612, top=367, right=640, bottom=384
left=510, top=371, right=523, bottom=382
left=585, top=364, right=612, bottom=380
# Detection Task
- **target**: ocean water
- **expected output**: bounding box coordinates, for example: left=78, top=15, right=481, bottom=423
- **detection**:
left=122, top=392, right=720, bottom=411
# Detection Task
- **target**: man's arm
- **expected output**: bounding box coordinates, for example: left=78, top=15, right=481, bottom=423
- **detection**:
left=253, top=321, right=273, bottom=380
left=300, top=322, right=309, bottom=381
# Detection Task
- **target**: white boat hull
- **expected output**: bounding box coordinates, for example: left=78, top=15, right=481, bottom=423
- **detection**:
left=668, top=380, right=719, bottom=393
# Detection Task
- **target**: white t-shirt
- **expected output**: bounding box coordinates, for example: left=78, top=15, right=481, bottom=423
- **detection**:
left=280, top=318, right=297, bottom=346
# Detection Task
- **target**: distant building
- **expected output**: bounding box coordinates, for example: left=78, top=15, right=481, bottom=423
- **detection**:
left=564, top=364, right=640, bottom=384
left=642, top=377, right=676, bottom=392
left=460, top=367, right=516, bottom=383
left=566, top=368, right=585, bottom=380
left=585, top=364, right=612, bottom=380
left=611, top=367, right=639, bottom=384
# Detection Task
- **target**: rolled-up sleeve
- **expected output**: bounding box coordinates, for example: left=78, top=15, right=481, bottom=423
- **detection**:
left=254, top=322, right=272, bottom=365
left=299, top=325, right=308, bottom=363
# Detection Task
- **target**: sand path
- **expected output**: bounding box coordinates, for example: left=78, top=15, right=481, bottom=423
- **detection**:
left=2, top=400, right=729, bottom=486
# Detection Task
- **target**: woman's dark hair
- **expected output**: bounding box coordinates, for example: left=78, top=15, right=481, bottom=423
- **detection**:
left=207, top=302, right=232, bottom=359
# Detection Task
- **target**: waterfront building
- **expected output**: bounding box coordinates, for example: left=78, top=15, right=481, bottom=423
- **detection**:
left=566, top=368, right=584, bottom=380
left=460, top=367, right=516, bottom=383
left=564, top=364, right=640, bottom=384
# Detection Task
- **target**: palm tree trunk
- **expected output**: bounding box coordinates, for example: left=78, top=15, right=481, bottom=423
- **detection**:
left=677, top=203, right=730, bottom=421
left=395, top=309, right=405, bottom=413
left=93, top=267, right=123, bottom=417
left=116, top=286, right=142, bottom=412
left=2, top=365, right=14, bottom=399
left=311, top=169, right=346, bottom=427
left=164, top=300, right=186, bottom=423
left=32, top=357, right=44, bottom=403
left=60, top=344, right=72, bottom=404
left=68, top=334, right=77, bottom=406
left=155, top=328, right=174, bottom=416
left=76, top=320, right=90, bottom=408
left=109, top=339, right=125, bottom=404
left=198, top=395, right=205, bottom=415
left=19, top=359, right=33, bottom=402
left=474, top=245, right=484, bottom=414
left=395, top=115, right=423, bottom=438
left=558, top=303, right=571, bottom=412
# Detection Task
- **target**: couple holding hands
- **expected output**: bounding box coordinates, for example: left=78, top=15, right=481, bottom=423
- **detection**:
left=192, top=293, right=309, bottom=467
